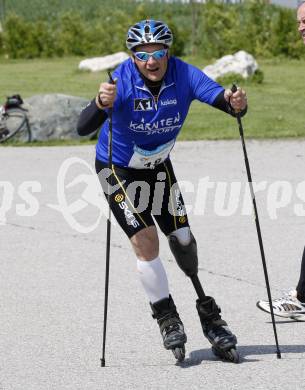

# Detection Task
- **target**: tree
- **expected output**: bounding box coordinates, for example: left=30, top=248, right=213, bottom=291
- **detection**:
left=190, top=0, right=200, bottom=55
left=0, top=0, right=6, bottom=25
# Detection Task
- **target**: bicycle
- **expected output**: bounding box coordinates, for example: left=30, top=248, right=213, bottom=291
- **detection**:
left=0, top=95, right=32, bottom=144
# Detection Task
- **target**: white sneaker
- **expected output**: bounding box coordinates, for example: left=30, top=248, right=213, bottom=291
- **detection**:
left=256, top=289, right=305, bottom=321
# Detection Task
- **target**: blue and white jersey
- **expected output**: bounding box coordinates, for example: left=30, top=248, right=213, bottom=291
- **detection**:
left=96, top=56, right=223, bottom=169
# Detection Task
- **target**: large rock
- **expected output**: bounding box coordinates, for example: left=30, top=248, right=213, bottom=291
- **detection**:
left=24, top=94, right=91, bottom=141
left=203, top=51, right=258, bottom=81
left=79, top=52, right=129, bottom=72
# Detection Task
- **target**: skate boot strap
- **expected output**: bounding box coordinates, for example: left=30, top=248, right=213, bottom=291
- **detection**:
left=196, top=297, right=227, bottom=324
left=150, top=295, right=177, bottom=320
left=203, top=318, right=228, bottom=332
left=151, top=309, right=181, bottom=321
left=158, top=315, right=183, bottom=334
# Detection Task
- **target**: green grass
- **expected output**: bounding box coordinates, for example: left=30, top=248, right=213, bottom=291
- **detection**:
left=0, top=57, right=106, bottom=100
left=0, top=139, right=95, bottom=147
left=1, top=56, right=305, bottom=141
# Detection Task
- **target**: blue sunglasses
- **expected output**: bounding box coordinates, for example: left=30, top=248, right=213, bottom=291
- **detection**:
left=134, top=49, right=168, bottom=62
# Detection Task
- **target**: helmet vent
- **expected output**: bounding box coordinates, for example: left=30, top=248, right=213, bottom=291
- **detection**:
left=154, top=26, right=164, bottom=36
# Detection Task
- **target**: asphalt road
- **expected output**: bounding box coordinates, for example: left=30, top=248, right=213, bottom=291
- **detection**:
left=1, top=141, right=305, bottom=390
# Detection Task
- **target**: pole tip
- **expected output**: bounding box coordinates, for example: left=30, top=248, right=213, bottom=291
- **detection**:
left=101, top=358, right=106, bottom=367
left=277, top=352, right=281, bottom=359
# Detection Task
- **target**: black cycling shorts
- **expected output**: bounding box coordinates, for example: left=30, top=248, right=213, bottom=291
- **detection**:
left=95, top=159, right=190, bottom=238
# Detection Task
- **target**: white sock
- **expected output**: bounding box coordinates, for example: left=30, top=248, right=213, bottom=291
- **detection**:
left=137, top=257, right=169, bottom=304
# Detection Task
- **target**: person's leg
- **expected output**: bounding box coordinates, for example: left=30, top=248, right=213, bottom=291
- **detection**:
left=296, top=246, right=305, bottom=302
left=155, top=160, right=238, bottom=361
left=96, top=160, right=186, bottom=354
left=257, top=246, right=305, bottom=321
left=96, top=160, right=169, bottom=302
left=130, top=203, right=186, bottom=355
left=168, top=226, right=238, bottom=360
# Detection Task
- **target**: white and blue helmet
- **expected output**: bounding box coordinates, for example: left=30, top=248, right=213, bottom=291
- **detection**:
left=126, top=19, right=173, bottom=50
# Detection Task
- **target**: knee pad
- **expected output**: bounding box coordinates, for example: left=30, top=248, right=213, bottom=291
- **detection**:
left=168, top=229, right=198, bottom=277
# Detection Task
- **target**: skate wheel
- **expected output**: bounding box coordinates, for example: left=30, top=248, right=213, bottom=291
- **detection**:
left=226, top=348, right=239, bottom=363
left=172, top=345, right=185, bottom=362
left=212, top=347, right=239, bottom=363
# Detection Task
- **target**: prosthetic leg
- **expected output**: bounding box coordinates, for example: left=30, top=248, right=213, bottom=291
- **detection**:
left=168, top=229, right=239, bottom=363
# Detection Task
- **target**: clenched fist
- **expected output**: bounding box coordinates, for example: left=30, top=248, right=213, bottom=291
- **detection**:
left=224, top=87, right=247, bottom=112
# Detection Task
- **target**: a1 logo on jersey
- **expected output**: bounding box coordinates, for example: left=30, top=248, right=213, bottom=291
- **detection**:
left=134, top=98, right=153, bottom=111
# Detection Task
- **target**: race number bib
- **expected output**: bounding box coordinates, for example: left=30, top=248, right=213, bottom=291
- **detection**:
left=128, top=139, right=175, bottom=169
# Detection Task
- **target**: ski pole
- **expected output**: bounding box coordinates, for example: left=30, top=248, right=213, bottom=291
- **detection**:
left=101, top=70, right=115, bottom=367
left=231, top=84, right=281, bottom=359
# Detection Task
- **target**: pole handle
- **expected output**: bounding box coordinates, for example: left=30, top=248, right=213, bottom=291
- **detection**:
left=231, top=84, right=238, bottom=93
left=107, top=70, right=115, bottom=85
left=230, top=84, right=242, bottom=119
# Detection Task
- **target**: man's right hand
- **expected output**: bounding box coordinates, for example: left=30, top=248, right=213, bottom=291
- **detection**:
left=96, top=79, right=117, bottom=109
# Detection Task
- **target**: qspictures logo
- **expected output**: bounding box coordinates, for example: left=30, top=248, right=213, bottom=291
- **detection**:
left=1, top=157, right=305, bottom=233
left=47, top=157, right=109, bottom=233
left=0, top=157, right=109, bottom=233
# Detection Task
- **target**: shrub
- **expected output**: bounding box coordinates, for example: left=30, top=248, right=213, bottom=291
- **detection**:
left=3, top=13, right=56, bottom=58
left=0, top=32, right=3, bottom=56
left=216, top=69, right=264, bottom=87
left=55, top=12, right=88, bottom=56
left=1, top=2, right=303, bottom=60
left=168, top=20, right=187, bottom=57
left=198, top=2, right=242, bottom=58
left=3, top=14, right=30, bottom=58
